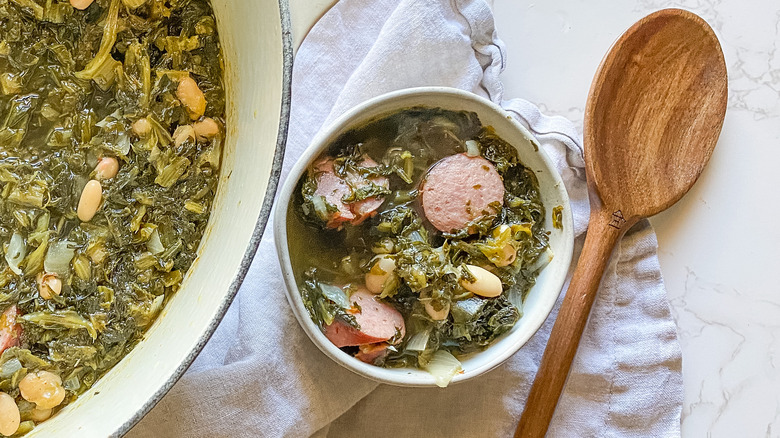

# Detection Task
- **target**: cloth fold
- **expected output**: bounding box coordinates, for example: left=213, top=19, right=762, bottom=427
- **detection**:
left=128, top=0, right=683, bottom=436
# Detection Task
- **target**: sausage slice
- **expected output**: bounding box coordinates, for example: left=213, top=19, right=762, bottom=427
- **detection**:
left=313, top=156, right=389, bottom=229
left=313, top=159, right=355, bottom=227
left=324, top=288, right=405, bottom=347
left=355, top=343, right=389, bottom=364
left=0, top=306, right=22, bottom=354
left=421, top=153, right=505, bottom=233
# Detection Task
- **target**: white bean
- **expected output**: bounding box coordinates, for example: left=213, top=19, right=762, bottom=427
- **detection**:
left=489, top=225, right=517, bottom=267
left=77, top=180, right=102, bottom=222
left=177, top=77, right=206, bottom=120
left=19, top=371, right=66, bottom=410
left=132, top=118, right=151, bottom=137
left=69, top=0, right=94, bottom=10
left=94, top=156, right=119, bottom=180
left=36, top=272, right=61, bottom=300
left=0, top=392, right=19, bottom=437
left=424, top=300, right=450, bottom=321
left=28, top=407, right=51, bottom=423
left=460, top=264, right=503, bottom=298
left=494, top=244, right=517, bottom=267
left=365, top=255, right=396, bottom=294
left=192, top=117, right=219, bottom=140
left=173, top=125, right=196, bottom=147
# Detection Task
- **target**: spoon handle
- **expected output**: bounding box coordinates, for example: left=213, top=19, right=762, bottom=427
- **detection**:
left=515, top=208, right=631, bottom=438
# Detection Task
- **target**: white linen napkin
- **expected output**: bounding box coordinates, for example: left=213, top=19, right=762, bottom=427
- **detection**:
left=128, top=0, right=683, bottom=436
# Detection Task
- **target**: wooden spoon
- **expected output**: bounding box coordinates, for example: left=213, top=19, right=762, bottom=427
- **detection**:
left=515, top=9, right=727, bottom=437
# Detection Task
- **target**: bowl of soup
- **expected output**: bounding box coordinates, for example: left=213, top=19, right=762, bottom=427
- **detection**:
left=275, top=87, right=574, bottom=387
left=0, top=0, right=291, bottom=435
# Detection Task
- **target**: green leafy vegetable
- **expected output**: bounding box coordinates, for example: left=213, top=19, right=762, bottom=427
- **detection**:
left=552, top=205, right=563, bottom=230
left=74, top=0, right=121, bottom=83
left=319, top=283, right=351, bottom=309
left=0, top=95, right=39, bottom=149
left=21, top=310, right=98, bottom=340
left=0, top=0, right=226, bottom=428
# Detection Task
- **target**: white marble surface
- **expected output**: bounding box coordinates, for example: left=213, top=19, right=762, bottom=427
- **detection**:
left=288, top=1, right=780, bottom=436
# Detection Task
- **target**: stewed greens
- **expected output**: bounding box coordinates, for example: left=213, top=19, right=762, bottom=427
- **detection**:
left=0, top=0, right=224, bottom=432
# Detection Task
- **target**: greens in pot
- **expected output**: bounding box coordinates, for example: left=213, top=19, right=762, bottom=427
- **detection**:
left=0, top=0, right=225, bottom=432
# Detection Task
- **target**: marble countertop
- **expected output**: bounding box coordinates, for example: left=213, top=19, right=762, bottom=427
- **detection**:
left=288, top=1, right=779, bottom=436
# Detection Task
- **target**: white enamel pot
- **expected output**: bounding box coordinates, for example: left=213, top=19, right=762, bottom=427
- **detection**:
left=275, top=87, right=574, bottom=387
left=27, top=1, right=292, bottom=436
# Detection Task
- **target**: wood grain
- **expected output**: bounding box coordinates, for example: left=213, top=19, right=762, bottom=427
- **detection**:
left=585, top=9, right=728, bottom=221
left=515, top=8, right=727, bottom=438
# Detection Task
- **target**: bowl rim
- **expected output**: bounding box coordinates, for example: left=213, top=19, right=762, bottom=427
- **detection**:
left=274, top=86, right=574, bottom=387
left=111, top=1, right=294, bottom=435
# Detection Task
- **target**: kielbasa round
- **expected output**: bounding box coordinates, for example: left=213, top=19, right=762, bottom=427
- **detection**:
left=355, top=343, right=389, bottom=364
left=420, top=153, right=504, bottom=233
left=324, top=288, right=405, bottom=348
left=0, top=306, right=22, bottom=354
left=313, top=156, right=389, bottom=229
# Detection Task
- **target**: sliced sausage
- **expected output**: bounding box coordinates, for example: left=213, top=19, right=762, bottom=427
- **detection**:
left=324, top=288, right=405, bottom=347
left=355, top=343, right=389, bottom=364
left=345, top=157, right=387, bottom=220
left=420, top=153, right=504, bottom=233
left=0, top=306, right=22, bottom=354
left=313, top=156, right=389, bottom=229
left=313, top=159, right=355, bottom=227
left=351, top=196, right=385, bottom=225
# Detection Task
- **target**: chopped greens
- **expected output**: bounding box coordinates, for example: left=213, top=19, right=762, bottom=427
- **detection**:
left=290, top=108, right=552, bottom=384
left=0, top=0, right=225, bottom=431
left=552, top=205, right=563, bottom=230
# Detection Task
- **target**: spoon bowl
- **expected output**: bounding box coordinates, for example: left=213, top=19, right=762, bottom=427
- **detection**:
left=515, top=8, right=727, bottom=437
left=586, top=10, right=728, bottom=222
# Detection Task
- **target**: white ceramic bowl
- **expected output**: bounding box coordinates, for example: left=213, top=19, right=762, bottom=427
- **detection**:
left=275, top=87, right=574, bottom=386
left=27, top=1, right=291, bottom=436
